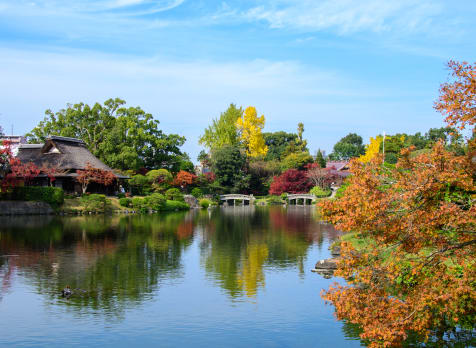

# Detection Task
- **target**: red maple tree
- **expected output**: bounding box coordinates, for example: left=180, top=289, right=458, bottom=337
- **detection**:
left=269, top=169, right=312, bottom=195
left=76, top=163, right=116, bottom=194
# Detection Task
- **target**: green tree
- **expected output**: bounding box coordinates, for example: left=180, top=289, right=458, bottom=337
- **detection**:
left=199, top=104, right=242, bottom=150
left=329, top=133, right=365, bottom=160
left=315, top=149, right=326, bottom=168
left=281, top=152, right=314, bottom=171
left=211, top=145, right=249, bottom=193
left=263, top=131, right=298, bottom=161
left=281, top=123, right=309, bottom=158
left=26, top=98, right=185, bottom=171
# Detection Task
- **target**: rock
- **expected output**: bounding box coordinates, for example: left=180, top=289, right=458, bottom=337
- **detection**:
left=311, top=257, right=338, bottom=279
left=314, top=258, right=337, bottom=270
left=330, top=245, right=341, bottom=257
left=183, top=195, right=199, bottom=208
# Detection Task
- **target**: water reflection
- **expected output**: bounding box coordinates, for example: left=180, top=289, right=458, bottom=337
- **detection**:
left=198, top=206, right=339, bottom=298
left=0, top=214, right=193, bottom=315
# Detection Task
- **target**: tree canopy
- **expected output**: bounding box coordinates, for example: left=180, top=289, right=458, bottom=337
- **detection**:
left=263, top=131, right=298, bottom=161
left=236, top=106, right=268, bottom=158
left=199, top=104, right=242, bottom=150
left=211, top=145, right=249, bottom=193
left=26, top=98, right=186, bottom=171
left=319, top=60, right=476, bottom=347
left=329, top=133, right=365, bottom=160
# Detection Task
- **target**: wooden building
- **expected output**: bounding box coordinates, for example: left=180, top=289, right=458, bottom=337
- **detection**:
left=16, top=136, right=127, bottom=194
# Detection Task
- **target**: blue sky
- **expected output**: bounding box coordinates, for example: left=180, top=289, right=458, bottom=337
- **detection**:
left=0, top=0, right=475, bottom=161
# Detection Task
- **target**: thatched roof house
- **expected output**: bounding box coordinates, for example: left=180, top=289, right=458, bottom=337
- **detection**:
left=16, top=136, right=126, bottom=194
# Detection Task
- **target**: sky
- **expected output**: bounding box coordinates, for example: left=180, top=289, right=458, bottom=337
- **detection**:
left=0, top=0, right=475, bottom=161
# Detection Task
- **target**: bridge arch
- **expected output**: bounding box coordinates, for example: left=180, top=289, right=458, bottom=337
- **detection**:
left=286, top=194, right=316, bottom=206
left=220, top=194, right=255, bottom=206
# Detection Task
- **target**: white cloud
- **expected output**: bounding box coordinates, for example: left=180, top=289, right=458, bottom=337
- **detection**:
left=0, top=47, right=442, bottom=160
left=242, top=0, right=443, bottom=35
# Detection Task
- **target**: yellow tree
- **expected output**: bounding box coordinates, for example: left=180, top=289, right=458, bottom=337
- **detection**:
left=236, top=106, right=268, bottom=158
left=359, top=136, right=382, bottom=163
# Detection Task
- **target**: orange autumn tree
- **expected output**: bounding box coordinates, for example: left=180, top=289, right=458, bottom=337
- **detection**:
left=173, top=170, right=197, bottom=190
left=319, top=61, right=476, bottom=347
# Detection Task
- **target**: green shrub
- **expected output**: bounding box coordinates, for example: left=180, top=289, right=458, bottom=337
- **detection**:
left=131, top=197, right=144, bottom=209
left=165, top=188, right=184, bottom=201
left=266, top=195, right=284, bottom=205
left=335, top=181, right=350, bottom=199
left=199, top=198, right=212, bottom=209
left=129, top=174, right=151, bottom=196
left=191, top=187, right=203, bottom=198
left=81, top=194, right=110, bottom=213
left=147, top=169, right=172, bottom=193
left=1, top=186, right=65, bottom=207
left=163, top=200, right=189, bottom=211
left=280, top=192, right=288, bottom=200
left=117, top=193, right=126, bottom=199
left=145, top=193, right=166, bottom=211
left=310, top=186, right=332, bottom=198
left=281, top=152, right=314, bottom=171
left=119, top=197, right=132, bottom=207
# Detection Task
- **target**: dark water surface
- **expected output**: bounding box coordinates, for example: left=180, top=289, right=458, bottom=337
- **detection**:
left=0, top=206, right=362, bottom=347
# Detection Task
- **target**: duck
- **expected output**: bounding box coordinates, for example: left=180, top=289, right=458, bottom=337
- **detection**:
left=61, top=285, right=72, bottom=297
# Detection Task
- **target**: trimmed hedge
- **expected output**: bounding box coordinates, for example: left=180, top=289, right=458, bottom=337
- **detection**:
left=1, top=186, right=64, bottom=207
left=119, top=197, right=132, bottom=207
left=163, top=200, right=189, bottom=211
left=127, top=194, right=188, bottom=213
left=310, top=186, right=332, bottom=198
left=165, top=188, right=184, bottom=201
left=81, top=194, right=111, bottom=213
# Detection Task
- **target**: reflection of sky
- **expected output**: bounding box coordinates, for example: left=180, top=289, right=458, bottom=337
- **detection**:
left=1, top=1, right=475, bottom=160
left=0, top=209, right=359, bottom=347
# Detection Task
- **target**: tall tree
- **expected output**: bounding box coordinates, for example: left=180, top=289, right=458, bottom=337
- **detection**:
left=319, top=61, right=476, bottom=347
left=211, top=145, right=249, bottom=193
left=26, top=98, right=185, bottom=171
left=236, top=106, right=268, bottom=158
left=263, top=131, right=298, bottom=161
left=329, top=133, right=365, bottom=160
left=315, top=149, right=326, bottom=168
left=199, top=104, right=242, bottom=150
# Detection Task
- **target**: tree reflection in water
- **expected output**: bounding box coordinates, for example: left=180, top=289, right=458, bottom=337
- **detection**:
left=199, top=206, right=341, bottom=299
left=0, top=214, right=193, bottom=317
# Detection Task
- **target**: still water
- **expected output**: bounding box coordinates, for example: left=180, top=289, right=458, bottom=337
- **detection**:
left=0, top=206, right=362, bottom=347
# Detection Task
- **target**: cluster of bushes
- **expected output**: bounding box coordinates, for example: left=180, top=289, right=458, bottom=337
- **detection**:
left=81, top=194, right=111, bottom=213
left=266, top=195, right=285, bottom=205
left=309, top=186, right=332, bottom=198
left=119, top=192, right=189, bottom=213
left=199, top=198, right=213, bottom=208
left=0, top=186, right=64, bottom=208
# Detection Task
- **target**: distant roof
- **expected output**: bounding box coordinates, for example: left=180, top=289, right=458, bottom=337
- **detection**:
left=0, top=135, right=27, bottom=144
left=326, top=161, right=349, bottom=171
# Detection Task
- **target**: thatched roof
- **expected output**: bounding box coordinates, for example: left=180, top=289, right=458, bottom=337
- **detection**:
left=17, top=136, right=113, bottom=172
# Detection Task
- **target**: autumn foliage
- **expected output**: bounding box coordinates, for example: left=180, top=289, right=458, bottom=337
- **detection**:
left=1, top=140, right=41, bottom=190
left=319, top=61, right=476, bottom=347
left=269, top=169, right=312, bottom=195
left=435, top=60, right=475, bottom=130
left=173, top=170, right=197, bottom=188
left=76, top=164, right=116, bottom=194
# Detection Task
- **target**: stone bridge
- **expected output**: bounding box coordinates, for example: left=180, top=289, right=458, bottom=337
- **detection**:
left=287, top=194, right=316, bottom=205
left=220, top=194, right=255, bottom=206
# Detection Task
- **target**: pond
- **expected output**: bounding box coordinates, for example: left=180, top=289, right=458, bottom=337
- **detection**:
left=0, top=206, right=363, bottom=347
